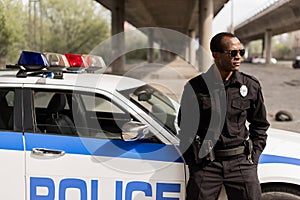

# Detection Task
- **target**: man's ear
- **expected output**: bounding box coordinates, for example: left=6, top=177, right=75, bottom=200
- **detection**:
left=212, top=52, right=218, bottom=59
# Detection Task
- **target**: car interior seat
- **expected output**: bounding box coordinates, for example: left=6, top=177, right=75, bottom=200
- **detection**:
left=0, top=91, right=13, bottom=130
left=45, top=93, right=77, bottom=135
left=0, top=111, right=6, bottom=130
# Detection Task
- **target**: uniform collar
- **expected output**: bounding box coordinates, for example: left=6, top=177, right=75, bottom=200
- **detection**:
left=227, top=71, right=243, bottom=86
left=204, top=65, right=243, bottom=87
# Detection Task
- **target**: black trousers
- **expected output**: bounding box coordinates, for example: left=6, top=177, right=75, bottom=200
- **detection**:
left=186, top=154, right=261, bottom=200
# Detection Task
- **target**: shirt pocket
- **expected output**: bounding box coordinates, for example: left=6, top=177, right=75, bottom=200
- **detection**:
left=230, top=98, right=251, bottom=131
left=232, top=99, right=250, bottom=111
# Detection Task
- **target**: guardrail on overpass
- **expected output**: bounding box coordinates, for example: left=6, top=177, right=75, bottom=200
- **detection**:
left=234, top=0, right=300, bottom=64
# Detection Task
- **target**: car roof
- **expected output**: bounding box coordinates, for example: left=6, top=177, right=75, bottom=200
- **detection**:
left=0, top=70, right=145, bottom=92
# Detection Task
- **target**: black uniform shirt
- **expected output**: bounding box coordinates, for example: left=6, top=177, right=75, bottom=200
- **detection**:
left=178, top=65, right=270, bottom=164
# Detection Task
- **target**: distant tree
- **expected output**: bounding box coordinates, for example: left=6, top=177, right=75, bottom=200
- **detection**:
left=0, top=0, right=26, bottom=65
left=272, top=34, right=292, bottom=59
left=273, top=43, right=291, bottom=60
left=248, top=40, right=263, bottom=57
left=42, top=0, right=110, bottom=54
left=125, top=31, right=148, bottom=62
left=0, top=2, right=10, bottom=58
left=0, top=0, right=110, bottom=67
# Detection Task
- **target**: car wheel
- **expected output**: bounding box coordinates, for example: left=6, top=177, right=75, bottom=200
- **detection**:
left=262, top=184, right=300, bottom=200
left=275, top=110, right=293, bottom=121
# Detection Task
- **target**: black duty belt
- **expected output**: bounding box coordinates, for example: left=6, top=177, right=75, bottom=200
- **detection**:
left=214, top=146, right=245, bottom=157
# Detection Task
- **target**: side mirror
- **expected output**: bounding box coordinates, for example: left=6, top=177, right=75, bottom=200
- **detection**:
left=121, top=121, right=149, bottom=141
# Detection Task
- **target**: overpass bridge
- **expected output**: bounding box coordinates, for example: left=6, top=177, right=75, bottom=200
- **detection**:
left=95, top=0, right=228, bottom=73
left=235, top=0, right=300, bottom=64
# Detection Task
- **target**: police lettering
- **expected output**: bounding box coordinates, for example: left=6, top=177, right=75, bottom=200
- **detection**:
left=30, top=177, right=181, bottom=200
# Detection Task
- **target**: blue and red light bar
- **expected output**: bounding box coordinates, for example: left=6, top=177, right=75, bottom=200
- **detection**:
left=12, top=51, right=103, bottom=77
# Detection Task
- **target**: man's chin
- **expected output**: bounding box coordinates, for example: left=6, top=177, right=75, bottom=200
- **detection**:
left=232, top=62, right=240, bottom=69
left=232, top=65, right=240, bottom=71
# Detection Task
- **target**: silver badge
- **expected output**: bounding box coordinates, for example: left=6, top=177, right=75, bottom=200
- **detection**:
left=240, top=85, right=248, bottom=97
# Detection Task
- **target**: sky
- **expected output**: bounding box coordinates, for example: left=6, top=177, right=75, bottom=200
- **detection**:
left=213, top=0, right=280, bottom=35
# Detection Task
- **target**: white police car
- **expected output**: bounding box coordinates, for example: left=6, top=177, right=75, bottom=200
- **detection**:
left=0, top=51, right=185, bottom=199
left=0, top=51, right=300, bottom=200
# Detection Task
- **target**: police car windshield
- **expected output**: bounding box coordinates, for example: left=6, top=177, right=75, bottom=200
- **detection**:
left=119, top=85, right=179, bottom=134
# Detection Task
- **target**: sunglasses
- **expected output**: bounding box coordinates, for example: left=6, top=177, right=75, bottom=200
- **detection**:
left=217, top=49, right=245, bottom=57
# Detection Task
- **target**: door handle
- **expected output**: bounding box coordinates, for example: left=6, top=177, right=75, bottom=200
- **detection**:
left=32, top=148, right=65, bottom=158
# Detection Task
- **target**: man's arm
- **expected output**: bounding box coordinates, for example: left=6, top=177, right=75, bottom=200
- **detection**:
left=248, top=86, right=270, bottom=164
left=178, top=82, right=201, bottom=164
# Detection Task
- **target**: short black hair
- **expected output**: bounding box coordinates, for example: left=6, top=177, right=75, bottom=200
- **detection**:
left=210, top=32, right=237, bottom=52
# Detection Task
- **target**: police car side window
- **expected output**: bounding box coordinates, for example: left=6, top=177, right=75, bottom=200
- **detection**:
left=80, top=93, right=161, bottom=143
left=33, top=90, right=132, bottom=140
left=34, top=92, right=69, bottom=110
left=33, top=90, right=74, bottom=135
left=80, top=93, right=131, bottom=139
left=32, top=90, right=160, bottom=142
left=0, top=89, right=14, bottom=131
left=82, top=94, right=123, bottom=113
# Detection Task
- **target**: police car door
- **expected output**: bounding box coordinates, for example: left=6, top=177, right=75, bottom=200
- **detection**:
left=0, top=87, right=25, bottom=199
left=24, top=87, right=185, bottom=200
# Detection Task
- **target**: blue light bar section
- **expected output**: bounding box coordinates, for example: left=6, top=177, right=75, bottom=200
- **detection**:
left=18, top=51, right=49, bottom=67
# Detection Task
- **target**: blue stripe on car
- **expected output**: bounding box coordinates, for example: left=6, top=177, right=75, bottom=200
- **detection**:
left=0, top=131, right=24, bottom=150
left=24, top=133, right=183, bottom=163
left=259, top=154, right=300, bottom=166
left=2, top=131, right=300, bottom=166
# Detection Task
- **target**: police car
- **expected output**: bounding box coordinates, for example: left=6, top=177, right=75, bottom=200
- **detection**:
left=0, top=51, right=300, bottom=200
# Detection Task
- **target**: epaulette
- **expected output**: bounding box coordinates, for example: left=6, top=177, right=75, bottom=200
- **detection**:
left=240, top=72, right=260, bottom=84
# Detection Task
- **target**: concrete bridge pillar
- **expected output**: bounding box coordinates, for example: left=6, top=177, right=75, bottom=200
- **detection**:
left=243, top=42, right=250, bottom=60
left=185, top=41, right=189, bottom=63
left=147, top=29, right=154, bottom=63
left=111, top=0, right=125, bottom=74
left=264, top=29, right=273, bottom=64
left=198, top=0, right=214, bottom=72
left=188, top=29, right=196, bottom=66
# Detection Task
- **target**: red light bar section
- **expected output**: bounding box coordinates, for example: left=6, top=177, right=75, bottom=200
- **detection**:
left=64, top=54, right=86, bottom=67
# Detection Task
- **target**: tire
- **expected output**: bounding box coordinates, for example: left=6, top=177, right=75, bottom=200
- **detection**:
left=275, top=110, right=293, bottom=121
left=262, top=184, right=300, bottom=200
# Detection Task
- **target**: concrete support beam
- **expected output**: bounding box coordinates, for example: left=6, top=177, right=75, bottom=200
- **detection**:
left=111, top=0, right=125, bottom=74
left=243, top=42, right=249, bottom=60
left=160, top=41, right=175, bottom=62
left=147, top=29, right=154, bottom=63
left=185, top=42, right=189, bottom=63
left=261, top=38, right=265, bottom=58
left=157, top=40, right=162, bottom=61
left=198, top=0, right=214, bottom=72
left=189, top=30, right=196, bottom=66
left=264, top=29, right=272, bottom=64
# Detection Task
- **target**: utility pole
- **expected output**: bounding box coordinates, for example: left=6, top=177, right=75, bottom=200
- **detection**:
left=40, top=0, right=43, bottom=52
left=28, top=0, right=43, bottom=51
left=230, top=0, right=234, bottom=34
left=28, top=0, right=32, bottom=49
left=33, top=0, right=37, bottom=50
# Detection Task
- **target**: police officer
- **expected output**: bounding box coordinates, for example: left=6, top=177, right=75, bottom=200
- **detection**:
left=178, top=32, right=270, bottom=200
